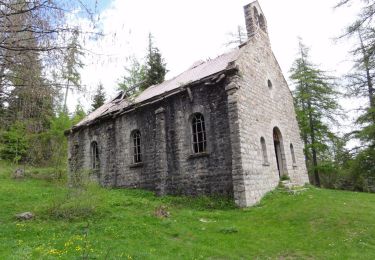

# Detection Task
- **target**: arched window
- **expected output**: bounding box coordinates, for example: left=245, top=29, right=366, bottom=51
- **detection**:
left=191, top=113, right=207, bottom=154
left=91, top=141, right=99, bottom=169
left=132, top=130, right=142, bottom=163
left=260, top=137, right=268, bottom=164
left=290, top=143, right=296, bottom=164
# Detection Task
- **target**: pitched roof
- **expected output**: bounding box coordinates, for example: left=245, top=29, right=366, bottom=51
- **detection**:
left=73, top=48, right=240, bottom=129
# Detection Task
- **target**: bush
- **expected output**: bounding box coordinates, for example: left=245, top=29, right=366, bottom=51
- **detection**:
left=44, top=184, right=102, bottom=221
left=0, top=122, right=28, bottom=163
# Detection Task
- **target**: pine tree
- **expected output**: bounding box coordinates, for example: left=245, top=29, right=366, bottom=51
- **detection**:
left=91, top=83, right=106, bottom=111
left=290, top=40, right=341, bottom=187
left=141, top=33, right=167, bottom=91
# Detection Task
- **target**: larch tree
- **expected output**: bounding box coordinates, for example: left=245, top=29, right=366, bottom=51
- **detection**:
left=336, top=0, right=375, bottom=188
left=337, top=0, right=375, bottom=147
left=346, top=29, right=375, bottom=146
left=290, top=40, right=341, bottom=187
left=62, top=28, right=85, bottom=112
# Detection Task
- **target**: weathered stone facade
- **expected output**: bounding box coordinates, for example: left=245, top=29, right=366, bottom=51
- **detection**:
left=67, top=1, right=309, bottom=207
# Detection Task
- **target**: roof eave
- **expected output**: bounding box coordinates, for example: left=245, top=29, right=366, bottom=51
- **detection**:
left=66, top=65, right=238, bottom=136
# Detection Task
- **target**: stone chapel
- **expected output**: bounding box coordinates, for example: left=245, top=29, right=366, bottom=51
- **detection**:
left=66, top=1, right=309, bottom=207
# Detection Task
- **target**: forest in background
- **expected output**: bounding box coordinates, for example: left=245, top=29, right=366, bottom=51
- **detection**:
left=0, top=0, right=374, bottom=192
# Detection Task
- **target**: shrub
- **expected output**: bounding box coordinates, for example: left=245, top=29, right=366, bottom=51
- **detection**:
left=0, top=122, right=28, bottom=163
left=44, top=184, right=102, bottom=221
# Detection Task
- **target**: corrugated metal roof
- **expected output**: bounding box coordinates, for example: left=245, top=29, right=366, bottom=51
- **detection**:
left=74, top=48, right=240, bottom=129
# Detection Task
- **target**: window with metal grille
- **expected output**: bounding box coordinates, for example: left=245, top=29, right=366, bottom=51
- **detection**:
left=132, top=130, right=142, bottom=163
left=91, top=141, right=99, bottom=169
left=191, top=113, right=207, bottom=154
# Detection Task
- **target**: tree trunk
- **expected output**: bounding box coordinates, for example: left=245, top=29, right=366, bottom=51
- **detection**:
left=359, top=31, right=375, bottom=122
left=301, top=100, right=309, bottom=163
left=308, top=100, right=320, bottom=187
left=63, top=79, right=70, bottom=112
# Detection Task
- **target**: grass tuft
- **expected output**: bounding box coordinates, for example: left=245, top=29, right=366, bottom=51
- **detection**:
left=219, top=227, right=239, bottom=234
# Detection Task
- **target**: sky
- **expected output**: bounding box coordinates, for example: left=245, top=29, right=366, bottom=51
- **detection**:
left=72, top=0, right=362, bottom=132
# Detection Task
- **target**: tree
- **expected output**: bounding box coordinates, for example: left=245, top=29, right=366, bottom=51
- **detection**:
left=337, top=0, right=375, bottom=148
left=0, top=0, right=99, bottom=117
left=62, top=28, right=85, bottom=112
left=5, top=26, right=54, bottom=132
left=91, top=83, right=106, bottom=111
left=117, top=34, right=167, bottom=95
left=0, top=121, right=28, bottom=164
left=290, top=40, right=341, bottom=187
left=336, top=0, right=375, bottom=35
left=0, top=0, right=98, bottom=167
left=342, top=28, right=375, bottom=148
left=118, top=57, right=146, bottom=96
left=335, top=0, right=375, bottom=191
left=72, top=104, right=86, bottom=126
left=141, top=33, right=167, bottom=91
left=225, top=25, right=247, bottom=47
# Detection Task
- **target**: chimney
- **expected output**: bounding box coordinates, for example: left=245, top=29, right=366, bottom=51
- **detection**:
left=243, top=1, right=268, bottom=38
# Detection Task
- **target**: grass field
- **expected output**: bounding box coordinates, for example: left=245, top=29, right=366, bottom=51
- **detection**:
left=1, top=161, right=375, bottom=259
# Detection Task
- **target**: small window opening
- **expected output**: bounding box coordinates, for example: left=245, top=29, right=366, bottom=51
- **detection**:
left=267, top=79, right=273, bottom=89
left=91, top=141, right=99, bottom=169
left=253, top=7, right=260, bottom=27
left=192, top=113, right=207, bottom=154
left=260, top=137, right=268, bottom=164
left=290, top=143, right=296, bottom=164
left=132, top=130, right=142, bottom=163
left=259, top=14, right=266, bottom=32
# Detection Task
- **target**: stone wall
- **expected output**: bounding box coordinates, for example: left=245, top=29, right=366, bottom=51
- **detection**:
left=68, top=12, right=309, bottom=207
left=68, top=80, right=234, bottom=197
left=233, top=31, right=309, bottom=207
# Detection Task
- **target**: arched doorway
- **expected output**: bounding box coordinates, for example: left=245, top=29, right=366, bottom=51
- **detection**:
left=273, top=127, right=287, bottom=178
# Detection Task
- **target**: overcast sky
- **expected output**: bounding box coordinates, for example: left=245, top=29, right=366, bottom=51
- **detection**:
left=73, top=0, right=362, bottom=128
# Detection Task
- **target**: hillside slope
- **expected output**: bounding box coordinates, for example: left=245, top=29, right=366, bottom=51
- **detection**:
left=1, top=162, right=375, bottom=259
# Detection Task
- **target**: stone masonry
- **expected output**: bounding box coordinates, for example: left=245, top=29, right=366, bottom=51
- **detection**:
left=67, top=1, right=309, bottom=207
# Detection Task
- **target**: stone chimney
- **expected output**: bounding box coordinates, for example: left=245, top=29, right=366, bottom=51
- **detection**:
left=243, top=1, right=268, bottom=38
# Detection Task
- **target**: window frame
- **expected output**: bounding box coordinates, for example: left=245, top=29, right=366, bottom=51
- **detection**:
left=191, top=113, right=207, bottom=154
left=132, top=130, right=142, bottom=164
left=91, top=141, right=99, bottom=170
